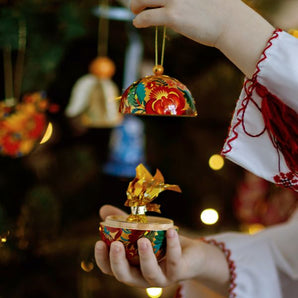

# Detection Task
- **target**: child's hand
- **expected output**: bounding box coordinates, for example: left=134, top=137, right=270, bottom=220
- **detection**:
left=94, top=205, right=230, bottom=294
left=130, top=0, right=231, bottom=47
left=130, top=0, right=274, bottom=78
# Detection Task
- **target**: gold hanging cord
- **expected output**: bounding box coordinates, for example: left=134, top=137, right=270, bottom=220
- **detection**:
left=2, top=19, right=27, bottom=106
left=154, top=26, right=166, bottom=67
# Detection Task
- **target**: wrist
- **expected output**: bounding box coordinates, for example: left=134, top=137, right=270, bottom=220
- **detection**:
left=215, top=0, right=275, bottom=78
left=193, top=239, right=231, bottom=296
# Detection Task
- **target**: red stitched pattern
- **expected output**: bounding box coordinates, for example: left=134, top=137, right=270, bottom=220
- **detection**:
left=274, top=172, right=298, bottom=191
left=201, top=238, right=237, bottom=298
left=173, top=238, right=237, bottom=298
left=221, top=28, right=282, bottom=155
left=173, top=284, right=183, bottom=298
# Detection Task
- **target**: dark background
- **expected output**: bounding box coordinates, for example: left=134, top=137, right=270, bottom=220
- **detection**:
left=0, top=0, right=290, bottom=297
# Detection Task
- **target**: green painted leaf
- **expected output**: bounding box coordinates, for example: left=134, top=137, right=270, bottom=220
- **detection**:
left=179, top=87, right=196, bottom=109
left=136, top=83, right=146, bottom=106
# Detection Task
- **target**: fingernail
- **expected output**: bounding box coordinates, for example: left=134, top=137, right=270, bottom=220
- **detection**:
left=111, top=242, right=121, bottom=253
left=138, top=239, right=149, bottom=251
left=95, top=241, right=104, bottom=251
left=167, top=229, right=177, bottom=238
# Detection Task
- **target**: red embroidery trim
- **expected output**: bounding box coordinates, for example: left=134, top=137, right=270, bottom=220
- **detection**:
left=173, top=284, right=183, bottom=298
left=201, top=238, right=237, bottom=298
left=274, top=172, right=298, bottom=191
left=172, top=238, right=237, bottom=298
left=221, top=28, right=282, bottom=155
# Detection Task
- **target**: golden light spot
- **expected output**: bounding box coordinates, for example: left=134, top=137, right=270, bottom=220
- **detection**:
left=146, top=287, right=163, bottom=298
left=209, top=154, right=224, bottom=171
left=40, top=122, right=53, bottom=144
left=200, top=208, right=219, bottom=225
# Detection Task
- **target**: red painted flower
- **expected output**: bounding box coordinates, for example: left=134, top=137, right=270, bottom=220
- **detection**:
left=27, top=113, right=46, bottom=139
left=2, top=134, right=21, bottom=156
left=145, top=86, right=186, bottom=115
left=128, top=230, right=146, bottom=243
left=146, top=81, right=157, bottom=89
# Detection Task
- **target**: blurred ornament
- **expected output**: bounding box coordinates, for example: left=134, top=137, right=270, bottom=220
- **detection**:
left=0, top=92, right=49, bottom=157
left=0, top=20, right=52, bottom=157
left=119, top=26, right=197, bottom=116
left=65, top=72, right=122, bottom=129
left=65, top=0, right=122, bottom=130
left=234, top=171, right=297, bottom=226
left=103, top=116, right=146, bottom=177
left=89, top=56, right=116, bottom=79
left=103, top=21, right=147, bottom=177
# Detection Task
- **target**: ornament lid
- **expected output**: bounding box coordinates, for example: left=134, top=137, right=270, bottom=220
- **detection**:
left=119, top=66, right=198, bottom=117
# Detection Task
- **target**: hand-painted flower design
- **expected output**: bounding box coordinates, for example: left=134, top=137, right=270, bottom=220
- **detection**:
left=0, top=92, right=48, bottom=157
left=145, top=86, right=185, bottom=115
left=119, top=74, right=197, bottom=116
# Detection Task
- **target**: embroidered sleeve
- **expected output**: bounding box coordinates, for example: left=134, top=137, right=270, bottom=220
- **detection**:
left=205, top=232, right=283, bottom=298
left=222, top=29, right=298, bottom=191
left=201, top=238, right=237, bottom=297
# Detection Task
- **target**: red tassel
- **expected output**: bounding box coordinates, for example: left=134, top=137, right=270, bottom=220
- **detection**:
left=256, top=84, right=298, bottom=173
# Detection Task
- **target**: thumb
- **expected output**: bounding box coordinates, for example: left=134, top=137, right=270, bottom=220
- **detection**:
left=99, top=204, right=127, bottom=220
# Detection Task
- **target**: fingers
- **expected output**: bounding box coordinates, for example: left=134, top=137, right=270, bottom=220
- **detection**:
left=165, top=229, right=182, bottom=279
left=130, top=0, right=167, bottom=14
left=109, top=241, right=149, bottom=288
left=99, top=204, right=127, bottom=220
left=94, top=241, right=113, bottom=275
left=138, top=238, right=168, bottom=287
left=132, top=7, right=168, bottom=28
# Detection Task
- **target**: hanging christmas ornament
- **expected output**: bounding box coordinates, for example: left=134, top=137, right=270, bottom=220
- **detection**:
left=65, top=0, right=122, bottom=129
left=0, top=20, right=49, bottom=157
left=103, top=116, right=146, bottom=177
left=100, top=163, right=181, bottom=265
left=119, top=26, right=198, bottom=116
left=103, top=18, right=147, bottom=177
left=0, top=92, right=48, bottom=157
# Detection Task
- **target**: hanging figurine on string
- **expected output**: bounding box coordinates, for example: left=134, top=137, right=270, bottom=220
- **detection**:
left=0, top=19, right=50, bottom=158
left=65, top=0, right=122, bottom=131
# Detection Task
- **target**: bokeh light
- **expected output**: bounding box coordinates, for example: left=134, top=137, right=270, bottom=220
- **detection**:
left=208, top=154, right=224, bottom=170
left=81, top=261, right=94, bottom=272
left=40, top=122, right=53, bottom=144
left=247, top=224, right=265, bottom=235
left=200, top=208, right=219, bottom=225
left=146, top=287, right=163, bottom=298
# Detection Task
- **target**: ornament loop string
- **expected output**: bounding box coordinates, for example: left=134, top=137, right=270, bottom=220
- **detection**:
left=3, top=45, right=14, bottom=105
left=2, top=19, right=26, bottom=106
left=14, top=20, right=26, bottom=101
left=155, top=26, right=166, bottom=67
left=98, top=0, right=109, bottom=57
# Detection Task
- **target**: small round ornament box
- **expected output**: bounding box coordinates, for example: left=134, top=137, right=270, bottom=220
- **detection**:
left=99, top=163, right=181, bottom=266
